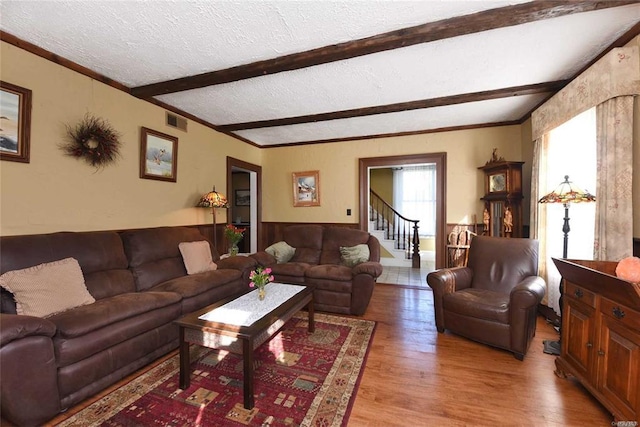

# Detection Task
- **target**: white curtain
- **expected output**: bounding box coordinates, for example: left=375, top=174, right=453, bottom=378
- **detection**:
left=393, top=165, right=436, bottom=236
left=594, top=96, right=634, bottom=260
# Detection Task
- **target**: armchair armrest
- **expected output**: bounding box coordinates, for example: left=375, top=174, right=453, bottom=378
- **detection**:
left=426, top=267, right=473, bottom=295
left=353, top=261, right=383, bottom=278
left=509, top=276, right=546, bottom=310
left=1, top=313, right=56, bottom=347
left=216, top=255, right=258, bottom=272
left=426, top=267, right=473, bottom=333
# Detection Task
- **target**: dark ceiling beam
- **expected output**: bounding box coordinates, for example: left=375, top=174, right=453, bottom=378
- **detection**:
left=218, top=81, right=567, bottom=131
left=131, top=1, right=632, bottom=98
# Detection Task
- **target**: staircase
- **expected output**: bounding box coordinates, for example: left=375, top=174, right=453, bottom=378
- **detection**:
left=369, top=190, right=420, bottom=268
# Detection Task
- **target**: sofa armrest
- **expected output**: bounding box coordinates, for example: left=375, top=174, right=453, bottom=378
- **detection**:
left=249, top=251, right=277, bottom=268
left=216, top=255, right=258, bottom=272
left=353, top=261, right=383, bottom=278
left=1, top=313, right=60, bottom=426
left=0, top=313, right=56, bottom=347
left=510, top=276, right=546, bottom=310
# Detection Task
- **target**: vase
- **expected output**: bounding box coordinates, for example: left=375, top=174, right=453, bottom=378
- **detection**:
left=229, top=244, right=239, bottom=256
left=258, top=287, right=266, bottom=301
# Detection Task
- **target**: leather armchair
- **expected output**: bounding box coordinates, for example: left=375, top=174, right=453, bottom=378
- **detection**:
left=427, top=236, right=545, bottom=360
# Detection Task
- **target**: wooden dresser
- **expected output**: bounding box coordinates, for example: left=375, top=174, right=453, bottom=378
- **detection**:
left=553, top=258, right=640, bottom=422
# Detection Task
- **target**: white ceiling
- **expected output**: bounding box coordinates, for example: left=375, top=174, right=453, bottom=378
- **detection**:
left=1, top=1, right=639, bottom=147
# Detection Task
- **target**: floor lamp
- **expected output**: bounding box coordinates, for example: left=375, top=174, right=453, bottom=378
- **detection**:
left=538, top=175, right=595, bottom=355
left=196, top=186, right=228, bottom=252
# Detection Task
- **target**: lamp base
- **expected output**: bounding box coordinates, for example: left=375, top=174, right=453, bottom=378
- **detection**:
left=543, top=339, right=561, bottom=355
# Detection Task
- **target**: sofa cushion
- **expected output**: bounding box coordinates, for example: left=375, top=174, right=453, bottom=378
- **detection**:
left=121, top=227, right=213, bottom=291
left=340, top=244, right=370, bottom=267
left=442, top=288, right=509, bottom=324
left=285, top=225, right=323, bottom=264
left=0, top=258, right=95, bottom=318
left=150, top=269, right=242, bottom=299
left=179, top=241, right=217, bottom=274
left=50, top=291, right=182, bottom=367
left=270, top=262, right=311, bottom=278
left=265, top=241, right=296, bottom=263
left=320, top=227, right=371, bottom=265
left=305, top=264, right=352, bottom=282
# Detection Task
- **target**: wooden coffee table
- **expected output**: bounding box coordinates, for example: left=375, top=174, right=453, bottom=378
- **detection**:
left=174, top=283, right=314, bottom=409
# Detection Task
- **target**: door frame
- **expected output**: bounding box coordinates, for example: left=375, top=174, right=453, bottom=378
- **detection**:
left=227, top=157, right=262, bottom=253
left=358, top=152, right=447, bottom=269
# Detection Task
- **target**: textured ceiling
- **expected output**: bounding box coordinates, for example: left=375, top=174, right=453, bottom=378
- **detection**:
left=1, top=1, right=639, bottom=147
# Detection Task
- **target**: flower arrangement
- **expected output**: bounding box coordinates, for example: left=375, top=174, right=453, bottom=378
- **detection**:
left=249, top=267, right=274, bottom=292
left=224, top=224, right=245, bottom=246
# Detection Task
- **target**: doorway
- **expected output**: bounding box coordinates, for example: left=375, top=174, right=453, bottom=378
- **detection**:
left=359, top=153, right=446, bottom=270
left=227, top=157, right=262, bottom=254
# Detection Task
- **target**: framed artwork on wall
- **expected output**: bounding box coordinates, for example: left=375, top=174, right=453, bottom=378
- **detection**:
left=235, top=189, right=250, bottom=206
left=0, top=81, right=32, bottom=163
left=292, top=170, right=320, bottom=207
left=139, top=127, right=178, bottom=182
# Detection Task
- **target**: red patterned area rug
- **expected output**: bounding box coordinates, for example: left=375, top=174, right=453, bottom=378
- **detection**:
left=57, top=313, right=375, bottom=427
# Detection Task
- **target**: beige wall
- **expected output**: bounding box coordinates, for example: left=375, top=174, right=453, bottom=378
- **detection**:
left=0, top=42, right=261, bottom=236
left=261, top=126, right=524, bottom=225
left=369, top=168, right=394, bottom=204
left=1, top=42, right=528, bottom=237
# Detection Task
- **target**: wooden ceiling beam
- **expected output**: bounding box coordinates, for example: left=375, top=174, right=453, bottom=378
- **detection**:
left=131, top=1, right=631, bottom=98
left=218, top=81, right=567, bottom=131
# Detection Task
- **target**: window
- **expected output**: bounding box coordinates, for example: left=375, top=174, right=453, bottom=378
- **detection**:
left=393, top=164, right=436, bottom=236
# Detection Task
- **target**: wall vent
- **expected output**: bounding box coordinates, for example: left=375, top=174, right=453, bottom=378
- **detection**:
left=166, top=112, right=188, bottom=132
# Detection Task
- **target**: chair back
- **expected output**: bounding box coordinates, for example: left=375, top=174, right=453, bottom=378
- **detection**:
left=467, top=236, right=539, bottom=294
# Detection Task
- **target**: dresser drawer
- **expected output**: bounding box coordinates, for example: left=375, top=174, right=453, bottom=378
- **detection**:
left=565, top=281, right=596, bottom=308
left=601, top=298, right=640, bottom=332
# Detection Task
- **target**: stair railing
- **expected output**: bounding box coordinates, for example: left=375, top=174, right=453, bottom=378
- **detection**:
left=369, top=189, right=421, bottom=268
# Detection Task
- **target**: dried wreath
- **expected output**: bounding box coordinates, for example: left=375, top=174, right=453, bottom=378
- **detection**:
left=63, top=114, right=121, bottom=168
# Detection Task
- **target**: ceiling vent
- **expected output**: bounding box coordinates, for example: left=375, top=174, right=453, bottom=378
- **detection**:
left=166, top=112, right=187, bottom=132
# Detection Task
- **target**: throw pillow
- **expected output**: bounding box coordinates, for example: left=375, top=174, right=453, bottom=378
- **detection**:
left=0, top=257, right=95, bottom=318
left=265, top=241, right=296, bottom=264
left=179, top=241, right=218, bottom=275
left=340, top=244, right=370, bottom=267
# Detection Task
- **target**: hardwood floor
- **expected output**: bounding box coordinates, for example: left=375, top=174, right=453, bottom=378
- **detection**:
left=33, top=282, right=612, bottom=426
left=350, top=283, right=612, bottom=426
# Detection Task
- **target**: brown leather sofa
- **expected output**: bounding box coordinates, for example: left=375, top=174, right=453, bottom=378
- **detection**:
left=426, top=236, right=545, bottom=360
left=0, top=226, right=257, bottom=426
left=250, top=225, right=383, bottom=315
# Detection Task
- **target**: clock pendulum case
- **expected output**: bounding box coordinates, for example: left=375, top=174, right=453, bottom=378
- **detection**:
left=478, top=161, right=524, bottom=237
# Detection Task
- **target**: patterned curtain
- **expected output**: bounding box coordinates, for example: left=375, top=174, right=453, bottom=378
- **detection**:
left=594, top=96, right=634, bottom=260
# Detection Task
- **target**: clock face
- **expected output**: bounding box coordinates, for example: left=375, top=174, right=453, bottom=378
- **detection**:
left=489, top=173, right=506, bottom=192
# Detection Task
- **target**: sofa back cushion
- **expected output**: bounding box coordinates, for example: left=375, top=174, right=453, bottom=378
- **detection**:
left=121, top=226, right=214, bottom=291
left=320, top=227, right=371, bottom=265
left=0, top=231, right=134, bottom=308
left=284, top=225, right=323, bottom=265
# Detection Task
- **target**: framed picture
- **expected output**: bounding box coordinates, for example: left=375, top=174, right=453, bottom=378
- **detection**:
left=235, top=189, right=250, bottom=206
left=0, top=81, right=32, bottom=163
left=292, top=170, right=320, bottom=207
left=139, top=127, right=178, bottom=182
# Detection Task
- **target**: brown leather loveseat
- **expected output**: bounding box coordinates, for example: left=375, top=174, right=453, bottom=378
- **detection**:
left=0, top=226, right=257, bottom=426
left=251, top=225, right=383, bottom=315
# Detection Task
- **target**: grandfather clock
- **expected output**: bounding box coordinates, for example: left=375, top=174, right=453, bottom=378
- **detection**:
left=479, top=160, right=524, bottom=238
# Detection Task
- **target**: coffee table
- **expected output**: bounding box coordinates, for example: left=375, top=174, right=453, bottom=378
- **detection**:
left=174, top=282, right=314, bottom=409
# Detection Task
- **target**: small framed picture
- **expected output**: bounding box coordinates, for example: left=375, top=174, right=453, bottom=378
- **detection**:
left=235, top=189, right=250, bottom=206
left=0, top=81, right=32, bottom=163
left=292, top=170, right=320, bottom=207
left=140, top=127, right=178, bottom=182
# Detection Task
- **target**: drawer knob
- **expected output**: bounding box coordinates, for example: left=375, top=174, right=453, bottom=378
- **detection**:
left=586, top=342, right=593, bottom=348
left=612, top=307, right=625, bottom=319
left=598, top=350, right=605, bottom=356
left=574, top=289, right=584, bottom=298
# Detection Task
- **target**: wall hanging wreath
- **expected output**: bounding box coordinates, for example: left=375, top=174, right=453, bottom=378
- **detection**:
left=63, top=114, right=122, bottom=168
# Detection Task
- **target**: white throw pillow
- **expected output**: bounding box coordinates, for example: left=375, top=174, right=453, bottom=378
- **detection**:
left=340, top=244, right=370, bottom=267
left=265, top=241, right=296, bottom=263
left=0, top=257, right=95, bottom=318
left=179, top=241, right=218, bottom=274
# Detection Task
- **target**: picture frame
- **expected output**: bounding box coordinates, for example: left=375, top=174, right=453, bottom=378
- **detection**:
left=0, top=81, right=32, bottom=163
left=235, top=189, right=250, bottom=206
left=292, top=170, right=320, bottom=207
left=139, top=127, right=178, bottom=182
